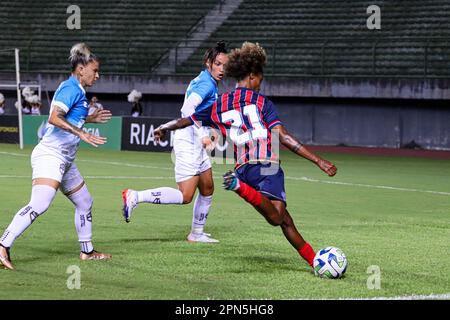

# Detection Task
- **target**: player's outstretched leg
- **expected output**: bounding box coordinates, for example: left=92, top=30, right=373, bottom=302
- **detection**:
left=122, top=187, right=184, bottom=223
left=0, top=184, right=57, bottom=270
left=223, top=170, right=315, bottom=267
left=223, top=170, right=281, bottom=224
left=277, top=206, right=316, bottom=267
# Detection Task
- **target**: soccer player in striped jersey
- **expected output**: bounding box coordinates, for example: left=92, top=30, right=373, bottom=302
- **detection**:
left=153, top=42, right=337, bottom=268
left=0, top=43, right=112, bottom=270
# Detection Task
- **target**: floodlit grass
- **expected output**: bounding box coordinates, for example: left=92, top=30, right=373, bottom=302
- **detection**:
left=0, top=143, right=449, bottom=299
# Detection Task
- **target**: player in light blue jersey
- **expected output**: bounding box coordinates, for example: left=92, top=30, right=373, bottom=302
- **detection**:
left=0, top=43, right=112, bottom=270
left=122, top=42, right=229, bottom=243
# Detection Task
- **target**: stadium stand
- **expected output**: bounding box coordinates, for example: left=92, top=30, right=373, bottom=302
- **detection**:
left=1, top=0, right=449, bottom=78
left=0, top=1, right=448, bottom=151
left=177, top=0, right=450, bottom=77
left=0, top=0, right=218, bottom=73
left=0, top=0, right=449, bottom=78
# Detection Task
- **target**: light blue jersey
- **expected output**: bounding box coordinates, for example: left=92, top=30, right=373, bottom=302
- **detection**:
left=175, top=69, right=218, bottom=144
left=184, top=69, right=218, bottom=115
left=39, top=76, right=89, bottom=162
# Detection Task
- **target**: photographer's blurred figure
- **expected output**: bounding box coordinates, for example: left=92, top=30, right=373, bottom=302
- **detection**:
left=88, top=95, right=104, bottom=116
left=0, top=93, right=5, bottom=115
left=128, top=89, right=143, bottom=117
left=22, top=86, right=34, bottom=114
left=29, top=95, right=42, bottom=116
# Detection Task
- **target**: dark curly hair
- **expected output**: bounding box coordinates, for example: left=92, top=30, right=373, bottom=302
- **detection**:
left=225, top=42, right=266, bottom=81
left=203, top=40, right=228, bottom=66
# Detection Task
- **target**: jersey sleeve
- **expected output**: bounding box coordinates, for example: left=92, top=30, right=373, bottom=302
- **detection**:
left=262, top=99, right=282, bottom=129
left=180, top=92, right=203, bottom=117
left=52, top=84, right=81, bottom=113
left=189, top=80, right=213, bottom=101
left=189, top=105, right=214, bottom=128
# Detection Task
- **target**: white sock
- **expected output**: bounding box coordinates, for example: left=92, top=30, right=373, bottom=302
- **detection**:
left=137, top=187, right=183, bottom=204
left=191, top=194, right=212, bottom=234
left=67, top=184, right=94, bottom=253
left=0, top=185, right=56, bottom=248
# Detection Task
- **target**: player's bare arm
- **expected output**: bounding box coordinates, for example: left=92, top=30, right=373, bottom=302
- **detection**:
left=154, top=117, right=193, bottom=142
left=274, top=124, right=337, bottom=177
left=86, top=109, right=112, bottom=124
left=49, top=105, right=107, bottom=147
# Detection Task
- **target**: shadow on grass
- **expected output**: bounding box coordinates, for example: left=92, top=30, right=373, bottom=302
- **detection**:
left=226, top=254, right=313, bottom=275
left=113, top=236, right=185, bottom=243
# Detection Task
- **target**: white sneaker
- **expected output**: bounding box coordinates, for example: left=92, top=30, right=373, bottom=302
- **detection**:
left=187, top=232, right=219, bottom=243
left=122, top=189, right=138, bottom=223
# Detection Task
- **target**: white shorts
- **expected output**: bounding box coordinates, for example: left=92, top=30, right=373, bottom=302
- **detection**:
left=31, top=145, right=84, bottom=194
left=173, top=137, right=211, bottom=183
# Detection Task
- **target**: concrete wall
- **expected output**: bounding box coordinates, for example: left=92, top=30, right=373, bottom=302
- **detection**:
left=1, top=72, right=448, bottom=150
left=1, top=72, right=449, bottom=99
left=273, top=97, right=450, bottom=150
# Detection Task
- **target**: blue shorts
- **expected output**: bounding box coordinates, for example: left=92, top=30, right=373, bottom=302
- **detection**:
left=235, top=162, right=287, bottom=205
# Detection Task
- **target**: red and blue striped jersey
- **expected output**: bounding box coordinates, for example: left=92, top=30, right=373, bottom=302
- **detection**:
left=190, top=87, right=282, bottom=167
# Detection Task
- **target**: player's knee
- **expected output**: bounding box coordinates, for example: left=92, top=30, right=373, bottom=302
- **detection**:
left=78, top=193, right=93, bottom=212
left=281, top=213, right=294, bottom=227
left=200, top=186, right=214, bottom=197
left=266, top=214, right=283, bottom=226
left=269, top=210, right=286, bottom=226
left=28, top=185, right=57, bottom=215
left=67, top=185, right=93, bottom=212
left=32, top=198, right=52, bottom=213
left=182, top=192, right=194, bottom=204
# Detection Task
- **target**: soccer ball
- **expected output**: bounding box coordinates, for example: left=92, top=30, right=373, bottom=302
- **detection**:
left=313, top=246, right=348, bottom=279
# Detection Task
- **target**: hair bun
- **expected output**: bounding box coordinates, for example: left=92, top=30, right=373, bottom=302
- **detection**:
left=70, top=43, right=91, bottom=60
left=216, top=40, right=227, bottom=52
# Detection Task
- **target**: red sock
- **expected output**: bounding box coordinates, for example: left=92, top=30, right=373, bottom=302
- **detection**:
left=298, top=243, right=315, bottom=267
left=236, top=181, right=262, bottom=207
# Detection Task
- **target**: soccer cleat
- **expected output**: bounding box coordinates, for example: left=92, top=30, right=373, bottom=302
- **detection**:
left=122, top=189, right=138, bottom=223
left=222, top=170, right=240, bottom=191
left=187, top=232, right=219, bottom=243
left=0, top=245, right=14, bottom=270
left=80, top=250, right=112, bottom=261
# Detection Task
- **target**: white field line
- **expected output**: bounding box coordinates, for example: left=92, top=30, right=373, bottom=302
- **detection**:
left=0, top=151, right=27, bottom=157
left=340, top=293, right=450, bottom=300
left=0, top=151, right=172, bottom=170
left=0, top=175, right=172, bottom=180
left=1, top=151, right=449, bottom=196
left=286, top=176, right=450, bottom=196
left=77, top=159, right=172, bottom=171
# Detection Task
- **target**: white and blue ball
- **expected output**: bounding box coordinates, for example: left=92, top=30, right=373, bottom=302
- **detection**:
left=313, top=246, right=347, bottom=279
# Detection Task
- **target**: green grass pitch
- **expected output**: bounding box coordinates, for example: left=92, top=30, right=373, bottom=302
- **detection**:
left=0, top=143, right=449, bottom=299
